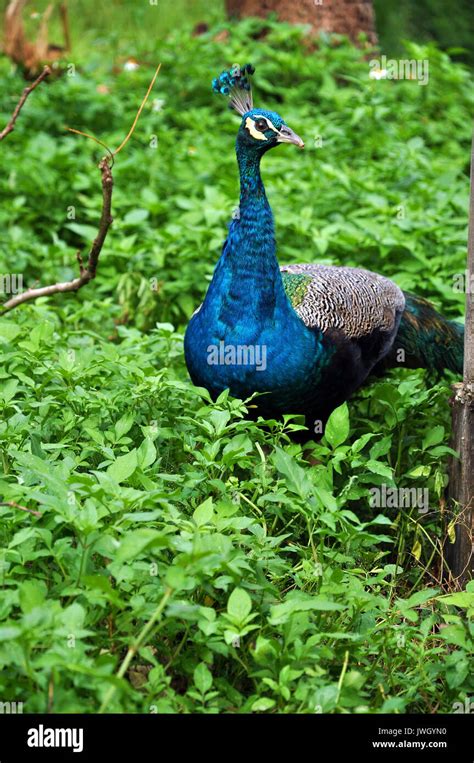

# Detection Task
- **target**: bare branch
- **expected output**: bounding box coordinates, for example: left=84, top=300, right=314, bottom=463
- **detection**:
left=114, top=63, right=161, bottom=156
left=0, top=158, right=113, bottom=313
left=0, top=501, right=42, bottom=517
left=0, top=62, right=161, bottom=313
left=0, top=65, right=51, bottom=142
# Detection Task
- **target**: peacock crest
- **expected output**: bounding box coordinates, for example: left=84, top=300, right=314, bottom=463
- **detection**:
left=212, top=63, right=255, bottom=115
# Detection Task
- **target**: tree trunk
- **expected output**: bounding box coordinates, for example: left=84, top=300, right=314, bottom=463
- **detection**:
left=447, top=385, right=474, bottom=586
left=446, top=133, right=474, bottom=588
left=3, top=1, right=70, bottom=78
left=225, top=0, right=377, bottom=45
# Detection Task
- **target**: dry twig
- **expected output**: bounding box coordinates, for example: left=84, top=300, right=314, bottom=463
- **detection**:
left=0, top=64, right=161, bottom=313
left=0, top=501, right=42, bottom=517
left=0, top=65, right=51, bottom=142
left=0, top=158, right=113, bottom=313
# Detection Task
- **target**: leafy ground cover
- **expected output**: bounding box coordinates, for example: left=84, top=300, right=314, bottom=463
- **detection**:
left=0, top=16, right=473, bottom=713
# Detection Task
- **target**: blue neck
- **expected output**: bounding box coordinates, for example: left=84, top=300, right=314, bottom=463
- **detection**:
left=202, top=142, right=290, bottom=327
left=185, top=138, right=328, bottom=412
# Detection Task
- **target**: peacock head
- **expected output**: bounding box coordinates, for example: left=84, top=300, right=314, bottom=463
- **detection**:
left=212, top=64, right=304, bottom=154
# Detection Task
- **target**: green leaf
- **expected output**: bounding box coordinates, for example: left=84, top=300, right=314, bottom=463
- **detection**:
left=66, top=223, right=100, bottom=240
left=402, top=589, right=437, bottom=609
left=227, top=588, right=252, bottom=624
left=324, top=403, right=350, bottom=449
left=193, top=497, right=214, bottom=527
left=114, top=413, right=135, bottom=440
left=193, top=663, right=213, bottom=694
left=438, top=625, right=469, bottom=649
left=269, top=593, right=346, bottom=625
left=0, top=379, right=18, bottom=404
left=422, top=425, right=445, bottom=450
left=0, top=627, right=21, bottom=641
left=59, top=603, right=86, bottom=631
left=107, top=449, right=138, bottom=483
left=124, top=208, right=149, bottom=225
left=116, top=528, right=168, bottom=562
left=366, top=460, right=393, bottom=478
left=252, top=697, right=276, bottom=712
left=19, top=580, right=47, bottom=613
left=369, top=436, right=392, bottom=460
left=0, top=320, right=22, bottom=343
left=137, top=437, right=157, bottom=470
left=272, top=447, right=312, bottom=499
left=407, top=465, right=431, bottom=478
left=438, top=592, right=474, bottom=609
left=165, top=566, right=190, bottom=591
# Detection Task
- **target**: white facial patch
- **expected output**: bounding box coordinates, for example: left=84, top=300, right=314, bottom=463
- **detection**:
left=245, top=117, right=267, bottom=141
left=244, top=115, right=279, bottom=141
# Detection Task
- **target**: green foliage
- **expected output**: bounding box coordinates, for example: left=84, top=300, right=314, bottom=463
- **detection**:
left=0, top=17, right=472, bottom=714
left=374, top=0, right=474, bottom=68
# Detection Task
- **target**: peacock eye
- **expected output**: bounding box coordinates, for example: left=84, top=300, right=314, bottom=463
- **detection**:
left=255, top=118, right=268, bottom=132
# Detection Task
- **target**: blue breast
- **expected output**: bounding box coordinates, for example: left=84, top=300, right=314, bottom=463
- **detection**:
left=185, top=300, right=329, bottom=413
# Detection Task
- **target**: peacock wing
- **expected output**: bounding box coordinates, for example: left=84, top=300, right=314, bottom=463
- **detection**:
left=280, top=263, right=405, bottom=339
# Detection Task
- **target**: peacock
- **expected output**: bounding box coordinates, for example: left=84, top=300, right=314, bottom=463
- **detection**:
left=184, top=64, right=464, bottom=439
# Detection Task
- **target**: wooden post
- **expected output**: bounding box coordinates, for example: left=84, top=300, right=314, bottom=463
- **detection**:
left=447, top=132, right=474, bottom=587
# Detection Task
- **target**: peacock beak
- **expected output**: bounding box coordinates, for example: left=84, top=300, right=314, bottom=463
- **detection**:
left=276, top=125, right=305, bottom=149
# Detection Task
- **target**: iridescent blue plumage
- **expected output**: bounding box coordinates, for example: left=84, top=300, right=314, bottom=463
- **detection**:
left=212, top=63, right=254, bottom=96
left=184, top=65, right=464, bottom=439
left=211, top=63, right=255, bottom=115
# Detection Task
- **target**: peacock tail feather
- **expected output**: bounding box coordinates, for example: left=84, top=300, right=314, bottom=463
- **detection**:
left=381, top=293, right=464, bottom=376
